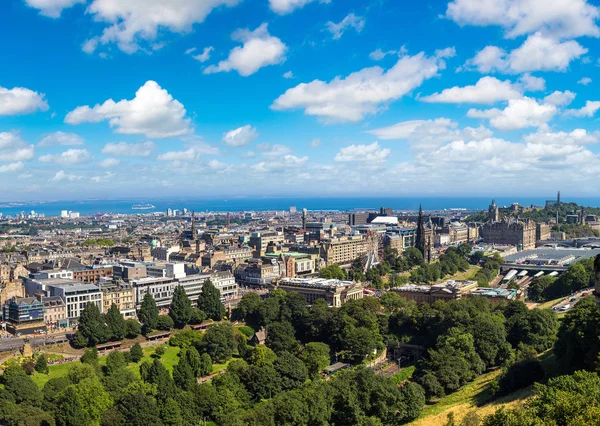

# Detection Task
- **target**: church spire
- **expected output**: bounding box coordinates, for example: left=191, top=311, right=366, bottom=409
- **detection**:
left=191, top=211, right=196, bottom=241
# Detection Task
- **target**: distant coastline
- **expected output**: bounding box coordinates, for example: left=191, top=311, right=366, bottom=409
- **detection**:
left=1, top=196, right=598, bottom=217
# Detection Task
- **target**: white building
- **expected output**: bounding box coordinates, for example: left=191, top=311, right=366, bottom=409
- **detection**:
left=30, top=270, right=73, bottom=280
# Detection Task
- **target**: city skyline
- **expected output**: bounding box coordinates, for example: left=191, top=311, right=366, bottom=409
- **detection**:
left=2, top=0, right=600, bottom=199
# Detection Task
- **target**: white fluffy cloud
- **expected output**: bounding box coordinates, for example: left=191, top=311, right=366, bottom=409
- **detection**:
left=543, top=90, right=576, bottom=107
left=326, top=14, right=365, bottom=39
left=564, top=101, right=600, bottom=117
left=0, top=86, right=49, bottom=115
left=39, top=149, right=91, bottom=165
left=222, top=125, right=258, bottom=147
left=467, top=97, right=557, bottom=130
left=367, top=118, right=492, bottom=151
left=334, top=141, right=390, bottom=162
left=253, top=155, right=308, bottom=173
left=519, top=73, right=546, bottom=91
left=465, top=33, right=587, bottom=73
left=446, top=0, right=600, bottom=39
left=421, top=77, right=522, bottom=104
left=38, top=131, right=84, bottom=147
left=101, top=141, right=156, bottom=157
left=192, top=46, right=214, bottom=63
left=81, top=0, right=242, bottom=54
left=524, top=129, right=599, bottom=145
left=269, top=0, right=329, bottom=15
left=50, top=170, right=82, bottom=182
left=24, top=0, right=84, bottom=18
left=204, top=24, right=287, bottom=76
left=272, top=50, right=453, bottom=122
left=578, top=77, right=592, bottom=85
left=0, top=162, right=24, bottom=173
left=65, top=81, right=192, bottom=138
left=98, top=158, right=121, bottom=168
left=369, top=49, right=397, bottom=61
left=0, top=132, right=35, bottom=162
left=283, top=71, right=294, bottom=79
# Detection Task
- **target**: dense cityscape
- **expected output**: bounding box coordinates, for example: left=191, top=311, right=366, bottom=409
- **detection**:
left=4, top=0, right=600, bottom=424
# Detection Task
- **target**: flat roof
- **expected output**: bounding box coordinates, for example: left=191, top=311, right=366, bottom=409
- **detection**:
left=504, top=248, right=600, bottom=264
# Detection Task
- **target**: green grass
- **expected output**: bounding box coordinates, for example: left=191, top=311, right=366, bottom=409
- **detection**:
left=30, top=345, right=181, bottom=388
left=537, top=297, right=565, bottom=310
left=390, top=366, right=416, bottom=385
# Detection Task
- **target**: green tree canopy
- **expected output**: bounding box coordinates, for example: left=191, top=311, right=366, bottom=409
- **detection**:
left=197, top=279, right=226, bottom=321
left=169, top=285, right=193, bottom=328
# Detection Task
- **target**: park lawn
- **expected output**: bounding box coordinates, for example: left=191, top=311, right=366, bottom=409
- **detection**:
left=410, top=369, right=534, bottom=426
left=450, top=266, right=481, bottom=282
left=30, top=345, right=181, bottom=388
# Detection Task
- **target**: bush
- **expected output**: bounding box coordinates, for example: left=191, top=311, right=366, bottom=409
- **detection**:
left=495, top=358, right=545, bottom=396
left=169, top=329, right=202, bottom=349
left=130, top=343, right=144, bottom=363
left=237, top=326, right=255, bottom=338
left=155, top=345, right=166, bottom=357
left=22, top=360, right=36, bottom=375
left=125, top=319, right=142, bottom=338
left=156, top=315, right=174, bottom=331
left=35, top=354, right=49, bottom=374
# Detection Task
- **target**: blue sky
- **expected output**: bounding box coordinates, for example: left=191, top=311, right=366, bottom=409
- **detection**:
left=1, top=0, right=600, bottom=201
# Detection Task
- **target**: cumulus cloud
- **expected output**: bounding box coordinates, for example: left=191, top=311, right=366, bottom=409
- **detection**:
left=446, top=0, right=600, bottom=39
left=283, top=71, right=294, bottom=79
left=543, top=90, right=576, bottom=107
left=204, top=23, right=287, bottom=76
left=222, top=125, right=258, bottom=147
left=467, top=97, right=557, bottom=130
left=272, top=49, right=453, bottom=122
left=564, top=101, right=600, bottom=117
left=39, top=149, right=91, bottom=165
left=326, top=14, right=365, bottom=39
left=50, top=170, right=82, bottom=182
left=269, top=0, right=329, bottom=15
left=98, top=158, right=121, bottom=168
left=367, top=118, right=492, bottom=151
left=421, top=77, right=522, bottom=104
left=464, top=34, right=587, bottom=73
left=334, top=141, right=390, bottom=162
left=38, top=131, right=84, bottom=147
left=24, top=0, right=85, bottom=18
left=578, top=77, right=592, bottom=85
left=253, top=155, right=308, bottom=173
left=65, top=81, right=192, bottom=138
left=0, top=86, right=49, bottom=115
left=91, top=172, right=116, bottom=183
left=0, top=132, right=35, bottom=162
left=519, top=73, right=546, bottom=91
left=523, top=129, right=599, bottom=145
left=257, top=143, right=292, bottom=157
left=81, top=0, right=242, bottom=54
left=369, top=49, right=397, bottom=61
left=101, top=141, right=156, bottom=157
left=0, top=162, right=24, bottom=173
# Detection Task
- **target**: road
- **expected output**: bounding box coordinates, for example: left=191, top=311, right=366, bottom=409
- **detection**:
left=0, top=331, right=70, bottom=353
left=551, top=289, right=593, bottom=313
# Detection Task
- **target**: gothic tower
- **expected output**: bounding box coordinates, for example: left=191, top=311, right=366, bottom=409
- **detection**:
left=594, top=255, right=600, bottom=305
left=488, top=199, right=499, bottom=223
left=416, top=205, right=426, bottom=257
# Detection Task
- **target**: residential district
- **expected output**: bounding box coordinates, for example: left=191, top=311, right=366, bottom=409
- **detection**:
left=1, top=195, right=600, bottom=425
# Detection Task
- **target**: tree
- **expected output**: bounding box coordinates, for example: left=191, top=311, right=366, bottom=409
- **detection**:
left=173, top=358, right=196, bottom=391
left=344, top=326, right=381, bottom=362
left=56, top=386, right=91, bottom=426
left=105, top=304, right=126, bottom=340
left=35, top=353, right=49, bottom=374
left=71, top=330, right=89, bottom=348
left=404, top=247, right=424, bottom=267
left=160, top=398, right=184, bottom=426
left=232, top=292, right=263, bottom=329
left=81, top=347, right=99, bottom=365
left=190, top=308, right=207, bottom=325
left=199, top=352, right=213, bottom=377
left=116, top=392, right=164, bottom=426
left=197, top=323, right=236, bottom=362
left=319, top=264, right=347, bottom=280
left=145, top=359, right=176, bottom=401
left=250, top=344, right=277, bottom=366
left=2, top=366, right=43, bottom=406
left=125, top=319, right=142, bottom=338
left=197, top=279, right=226, bottom=321
left=266, top=321, right=299, bottom=354
left=169, top=285, right=192, bottom=328
left=242, top=364, right=282, bottom=401
left=78, top=302, right=110, bottom=346
left=69, top=376, right=113, bottom=425
left=156, top=315, right=174, bottom=331
left=506, top=308, right=558, bottom=353
left=182, top=346, right=202, bottom=376
left=300, top=342, right=331, bottom=377
left=398, top=382, right=427, bottom=423
left=104, top=350, right=127, bottom=376
left=138, top=292, right=159, bottom=331
left=130, top=343, right=144, bottom=363
left=274, top=351, right=309, bottom=391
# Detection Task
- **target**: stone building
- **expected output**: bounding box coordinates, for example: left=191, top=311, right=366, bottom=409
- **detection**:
left=274, top=278, right=363, bottom=307
left=481, top=218, right=537, bottom=250
left=321, top=235, right=368, bottom=266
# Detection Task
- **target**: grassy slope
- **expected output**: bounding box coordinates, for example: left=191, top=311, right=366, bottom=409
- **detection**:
left=410, top=369, right=533, bottom=426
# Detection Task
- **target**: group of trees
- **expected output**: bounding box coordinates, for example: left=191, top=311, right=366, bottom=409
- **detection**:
left=409, top=245, right=472, bottom=284
left=527, top=258, right=594, bottom=302
left=470, top=253, right=503, bottom=287
left=73, top=280, right=226, bottom=348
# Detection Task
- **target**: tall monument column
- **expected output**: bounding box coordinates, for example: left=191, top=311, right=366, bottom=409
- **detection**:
left=594, top=255, right=600, bottom=305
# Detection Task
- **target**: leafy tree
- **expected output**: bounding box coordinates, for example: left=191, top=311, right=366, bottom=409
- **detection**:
left=319, top=264, right=348, bottom=280
left=190, top=308, right=207, bottom=325
left=242, top=364, right=282, bottom=401
left=104, top=350, right=127, bottom=376
left=70, top=376, right=113, bottom=424
left=35, top=353, right=49, bottom=374
left=138, top=292, right=159, bottom=331
left=145, top=359, right=176, bottom=401
left=250, top=344, right=277, bottom=366
left=105, top=304, right=126, bottom=340
left=470, top=314, right=511, bottom=367
left=71, top=330, right=89, bottom=348
left=299, top=342, right=331, bottom=377
left=102, top=367, right=138, bottom=400
left=78, top=302, right=110, bottom=346
left=116, top=392, right=164, bottom=426
left=506, top=308, right=558, bottom=353
left=2, top=366, right=43, bottom=406
left=495, top=357, right=545, bottom=396
left=527, top=276, right=557, bottom=302
left=266, top=321, right=299, bottom=354
left=160, top=398, right=184, bottom=426
left=398, top=382, right=427, bottom=424
left=232, top=292, right=262, bottom=329
left=129, top=343, right=144, bottom=363
left=197, top=323, right=236, bottom=362
left=41, top=376, right=70, bottom=412
left=169, top=285, right=193, bottom=328
left=56, top=386, right=91, bottom=426
left=156, top=315, right=174, bottom=330
left=80, top=347, right=99, bottom=366
left=168, top=329, right=203, bottom=349
left=173, top=357, right=196, bottom=391
left=199, top=353, right=213, bottom=377
left=403, top=247, right=424, bottom=267
left=155, top=345, right=167, bottom=357
left=125, top=319, right=142, bottom=338
left=197, top=279, right=226, bottom=321
left=274, top=351, right=309, bottom=391
left=344, top=326, right=381, bottom=362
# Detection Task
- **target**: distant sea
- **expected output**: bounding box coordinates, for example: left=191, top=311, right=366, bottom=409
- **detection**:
left=1, top=196, right=598, bottom=217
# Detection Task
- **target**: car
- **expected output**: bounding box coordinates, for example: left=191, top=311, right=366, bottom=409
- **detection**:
left=582, top=292, right=588, bottom=297
left=570, top=297, right=577, bottom=302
